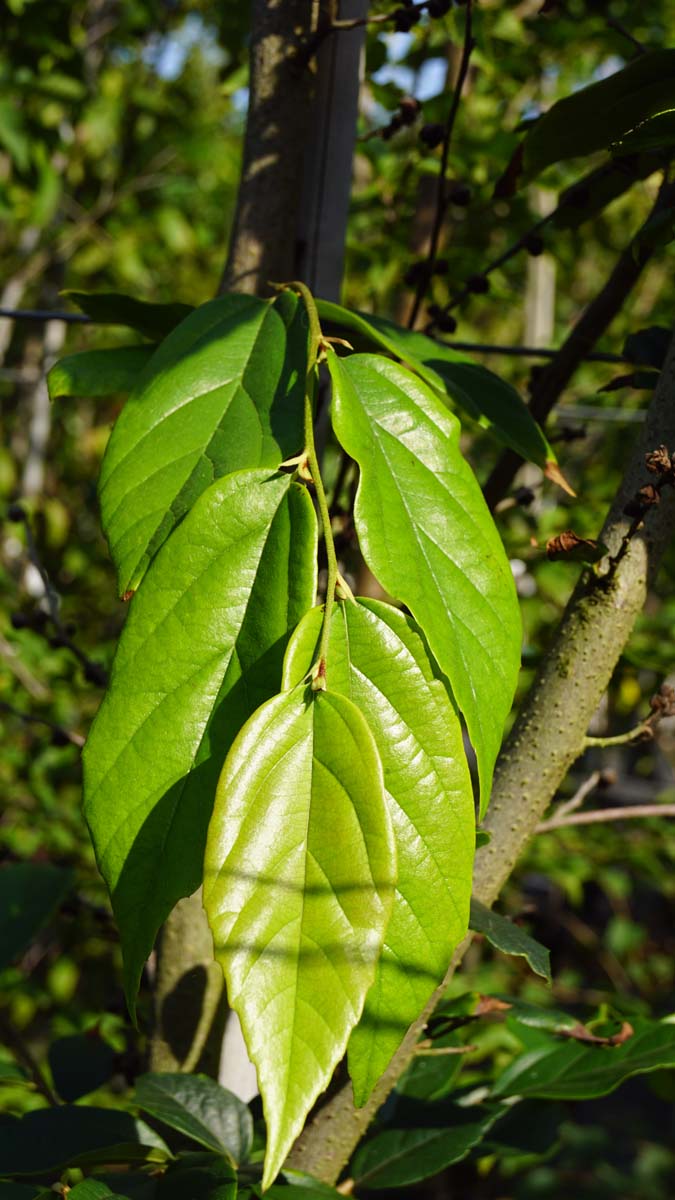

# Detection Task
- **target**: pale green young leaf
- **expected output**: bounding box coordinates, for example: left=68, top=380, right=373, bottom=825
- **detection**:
left=204, top=687, right=396, bottom=1190
left=328, top=352, right=521, bottom=815
left=83, top=469, right=316, bottom=1011
left=99, top=292, right=305, bottom=597
left=283, top=599, right=474, bottom=1104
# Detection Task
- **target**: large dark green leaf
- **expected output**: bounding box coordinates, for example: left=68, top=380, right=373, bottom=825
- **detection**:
left=134, top=1073, right=252, bottom=1164
left=64, top=291, right=194, bottom=339
left=493, top=1017, right=675, bottom=1100
left=520, top=50, right=675, bottom=178
left=159, top=1157, right=236, bottom=1200
left=611, top=108, right=675, bottom=156
left=98, top=292, right=306, bottom=596
left=0, top=1108, right=169, bottom=1176
left=83, top=469, right=316, bottom=1011
left=469, top=899, right=551, bottom=983
left=204, top=686, right=396, bottom=1190
left=0, top=863, right=73, bottom=969
left=283, top=599, right=474, bottom=1104
left=48, top=1033, right=115, bottom=1102
left=351, top=1103, right=504, bottom=1189
left=316, top=301, right=556, bottom=471
left=328, top=351, right=521, bottom=815
left=48, top=346, right=156, bottom=401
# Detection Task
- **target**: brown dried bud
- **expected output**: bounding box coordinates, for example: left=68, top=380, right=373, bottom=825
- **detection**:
left=645, top=445, right=672, bottom=475
left=624, top=484, right=660, bottom=517
left=649, top=684, right=675, bottom=718
left=546, top=529, right=606, bottom=563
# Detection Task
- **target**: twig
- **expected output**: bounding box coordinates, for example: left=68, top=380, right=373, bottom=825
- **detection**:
left=483, top=175, right=675, bottom=509
left=583, top=725, right=652, bottom=749
left=0, top=306, right=90, bottom=324
left=407, top=1, right=475, bottom=329
left=299, top=0, right=430, bottom=64
left=0, top=634, right=50, bottom=700
left=14, top=511, right=108, bottom=687
left=0, top=700, right=84, bottom=748
left=537, top=804, right=675, bottom=832
left=550, top=769, right=603, bottom=821
left=607, top=17, right=646, bottom=54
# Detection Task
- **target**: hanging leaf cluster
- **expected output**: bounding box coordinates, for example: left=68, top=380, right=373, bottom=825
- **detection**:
left=69, top=284, right=523, bottom=1190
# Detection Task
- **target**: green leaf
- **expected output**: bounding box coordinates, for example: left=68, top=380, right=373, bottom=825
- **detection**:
left=48, top=1033, right=115, bottom=1101
left=327, top=351, right=521, bottom=815
left=469, top=899, right=551, bottom=983
left=0, top=1108, right=170, bottom=1176
left=623, top=325, right=671, bottom=368
left=351, top=1102, right=505, bottom=1189
left=316, top=301, right=556, bottom=471
left=98, top=292, right=306, bottom=596
left=47, top=346, right=156, bottom=401
left=520, top=50, right=675, bottom=178
left=134, top=1073, right=252, bottom=1163
left=283, top=599, right=474, bottom=1104
left=493, top=1017, right=675, bottom=1100
left=204, top=686, right=396, bottom=1190
left=159, top=1158, right=236, bottom=1200
left=63, top=292, right=194, bottom=339
left=67, top=1182, right=129, bottom=1200
left=0, top=863, right=73, bottom=969
left=83, top=469, right=316, bottom=1011
left=612, top=108, right=675, bottom=156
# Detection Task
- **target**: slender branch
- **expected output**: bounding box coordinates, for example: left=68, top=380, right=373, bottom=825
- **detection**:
left=0, top=307, right=90, bottom=324
left=583, top=725, right=652, bottom=749
left=483, top=176, right=675, bottom=509
left=407, top=1, right=474, bottom=329
left=0, top=700, right=84, bottom=748
left=607, top=17, right=646, bottom=53
left=550, top=769, right=605, bottom=820
left=537, top=804, right=675, bottom=832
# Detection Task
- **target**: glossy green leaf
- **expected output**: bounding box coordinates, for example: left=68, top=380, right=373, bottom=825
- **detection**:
left=521, top=50, right=675, bottom=178
left=134, top=1073, right=252, bottom=1163
left=0, top=863, right=73, bottom=969
left=64, top=291, right=194, bottom=338
left=328, top=351, right=521, bottom=814
left=98, top=291, right=306, bottom=596
left=48, top=1033, right=115, bottom=1101
left=67, top=1182, right=130, bottom=1200
left=351, top=1102, right=505, bottom=1189
left=469, top=899, right=551, bottom=983
left=204, top=686, right=396, bottom=1190
left=493, top=1017, right=675, bottom=1100
left=47, top=346, right=155, bottom=401
left=283, top=599, right=474, bottom=1104
left=316, top=300, right=556, bottom=470
left=83, top=469, right=317, bottom=1011
left=0, top=1108, right=170, bottom=1176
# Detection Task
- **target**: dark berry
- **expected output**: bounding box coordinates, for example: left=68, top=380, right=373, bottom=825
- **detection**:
left=427, top=304, right=443, bottom=320
left=524, top=233, right=545, bottom=256
left=448, top=182, right=472, bottom=206
left=466, top=273, right=490, bottom=294
left=432, top=258, right=449, bottom=275
left=51, top=728, right=71, bottom=748
left=399, top=96, right=420, bottom=125
left=393, top=7, right=418, bottom=31
left=7, top=503, right=25, bottom=523
left=84, top=661, right=107, bottom=687
left=49, top=634, right=68, bottom=649
left=404, top=261, right=431, bottom=286
left=10, top=612, right=30, bottom=630
left=436, top=312, right=457, bottom=333
left=419, top=123, right=445, bottom=149
left=427, top=0, right=451, bottom=15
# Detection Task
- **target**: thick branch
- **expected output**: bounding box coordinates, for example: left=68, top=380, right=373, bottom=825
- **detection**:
left=483, top=179, right=674, bottom=509
left=287, top=328, right=675, bottom=1183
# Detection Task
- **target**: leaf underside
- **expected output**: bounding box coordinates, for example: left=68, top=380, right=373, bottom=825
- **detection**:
left=83, top=468, right=317, bottom=1011
left=204, top=686, right=396, bottom=1190
left=283, top=599, right=474, bottom=1104
left=328, top=351, right=521, bottom=815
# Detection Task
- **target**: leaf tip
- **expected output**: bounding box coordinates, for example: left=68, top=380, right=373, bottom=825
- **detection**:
left=544, top=460, right=576, bottom=497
